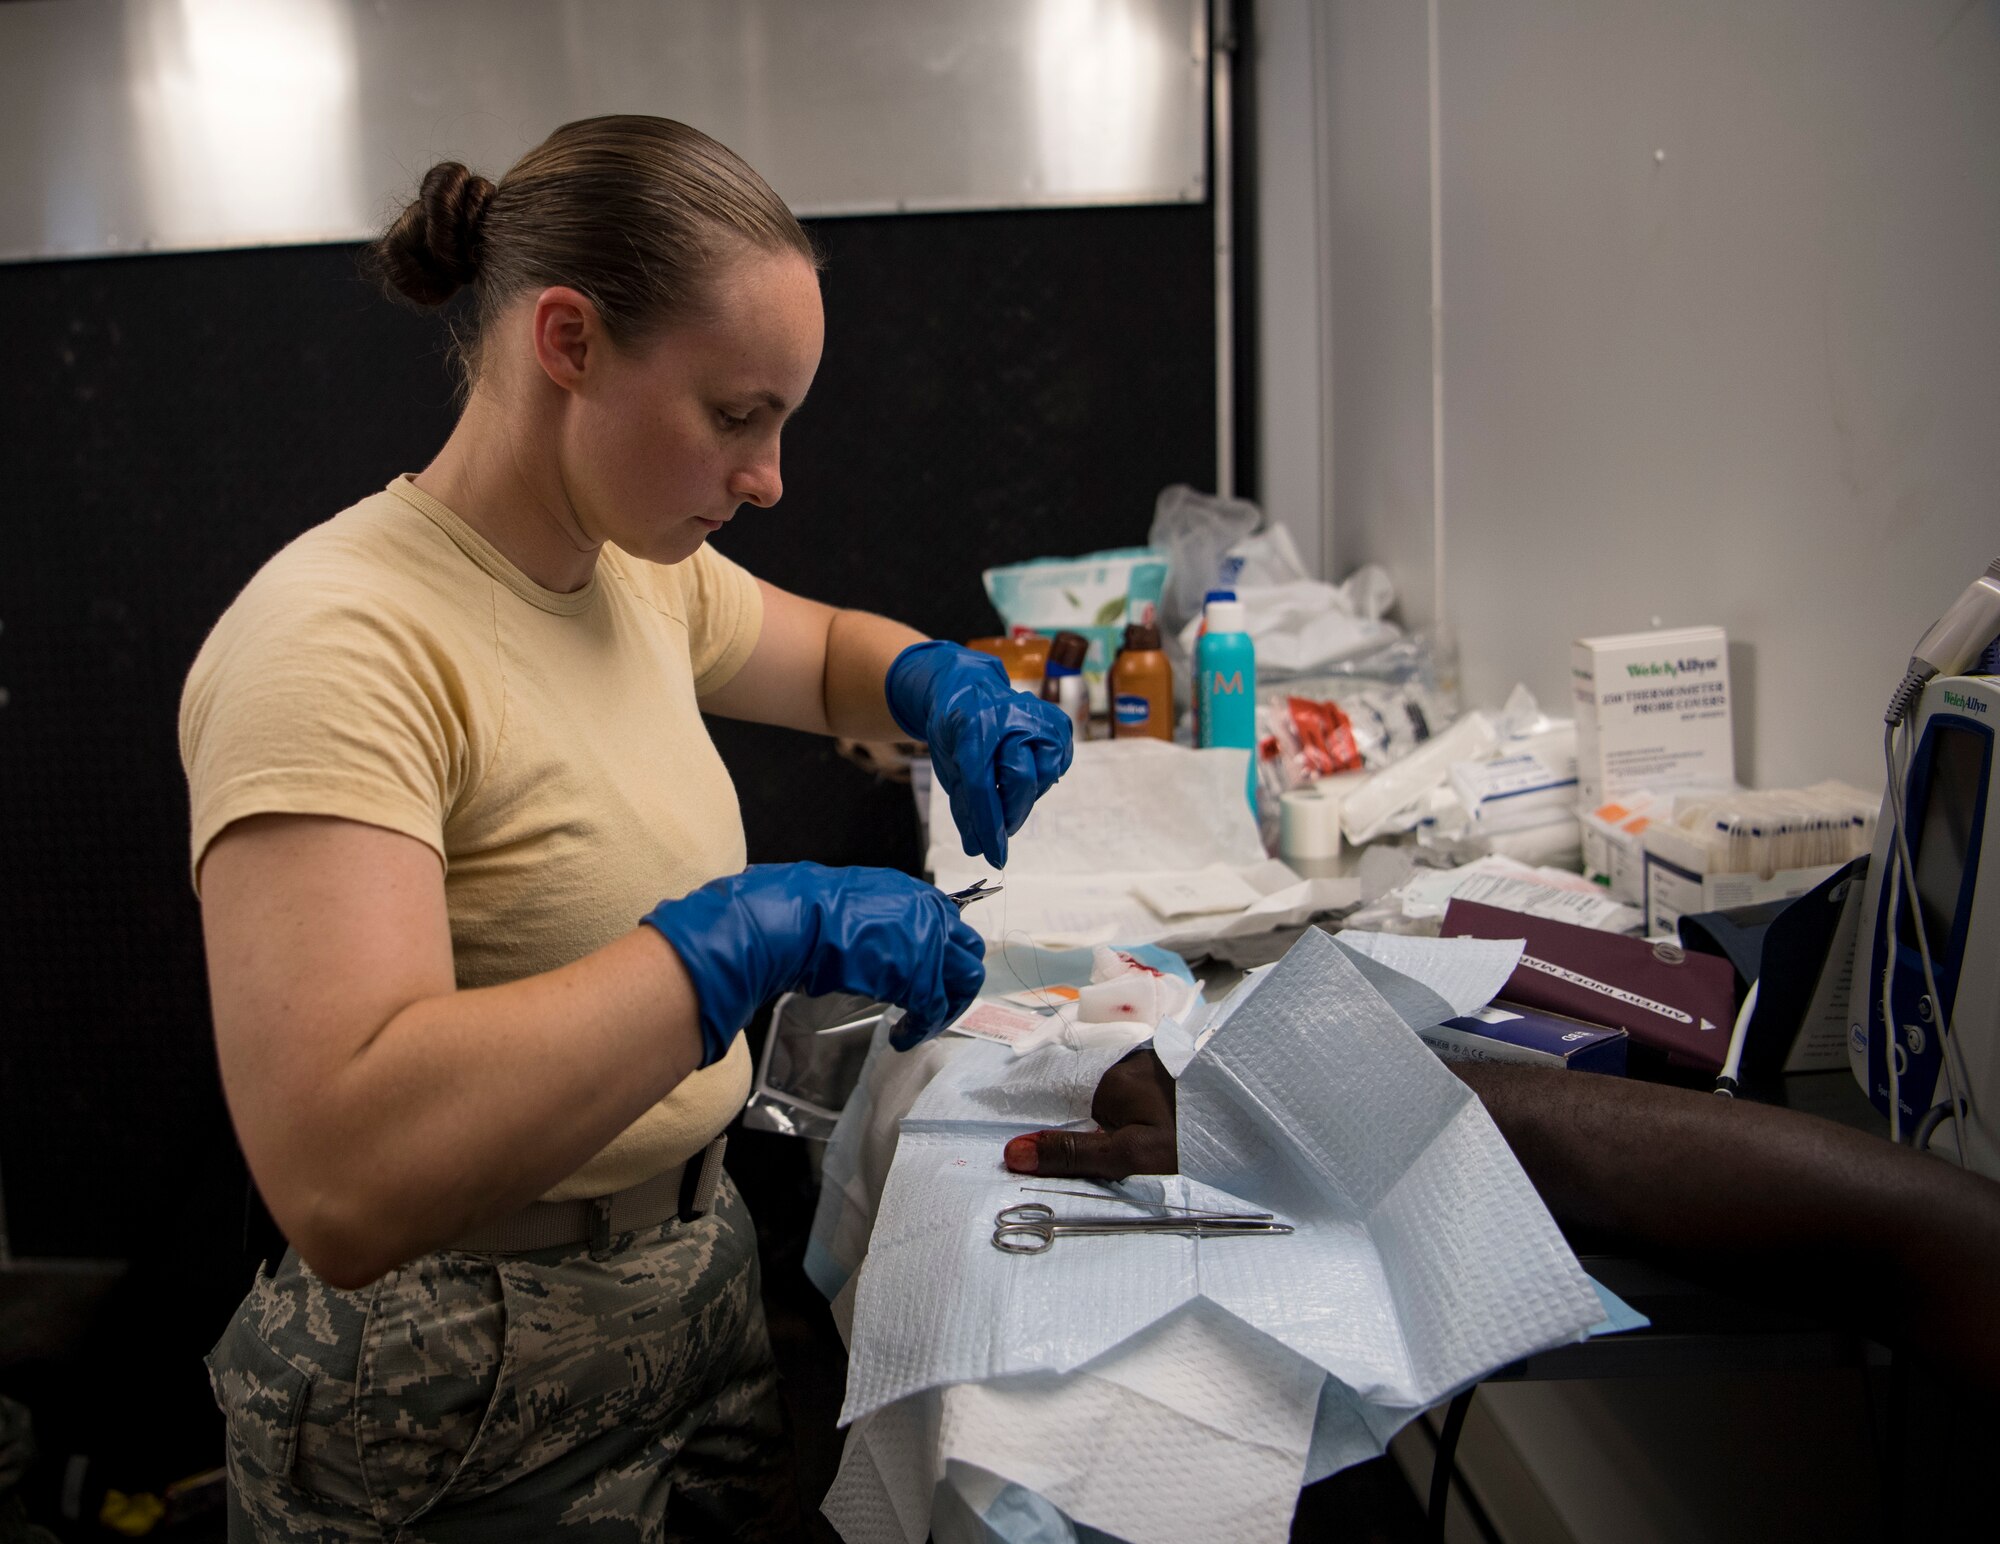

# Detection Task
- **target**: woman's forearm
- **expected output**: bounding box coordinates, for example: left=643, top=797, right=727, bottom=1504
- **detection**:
left=274, top=928, right=704, bottom=1289
left=823, top=607, right=924, bottom=740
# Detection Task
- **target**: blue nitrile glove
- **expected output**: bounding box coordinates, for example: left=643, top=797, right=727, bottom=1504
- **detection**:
left=642, top=863, right=986, bottom=1063
left=885, top=640, right=1074, bottom=868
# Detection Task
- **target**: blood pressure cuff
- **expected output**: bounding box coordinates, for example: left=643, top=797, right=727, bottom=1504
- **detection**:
left=1677, top=856, right=1870, bottom=1094
left=1440, top=898, right=1739, bottom=1078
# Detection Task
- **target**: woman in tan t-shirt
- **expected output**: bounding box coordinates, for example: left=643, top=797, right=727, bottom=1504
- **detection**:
left=185, top=116, right=1073, bottom=1541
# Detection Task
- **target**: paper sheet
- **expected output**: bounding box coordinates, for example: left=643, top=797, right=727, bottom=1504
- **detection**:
left=808, top=946, right=1198, bottom=1301
left=1397, top=854, right=1643, bottom=933
left=928, top=739, right=1361, bottom=953
left=948, top=863, right=1361, bottom=953
left=927, top=739, right=1266, bottom=881
left=826, top=1299, right=1323, bottom=1544
left=1328, top=930, right=1527, bottom=1019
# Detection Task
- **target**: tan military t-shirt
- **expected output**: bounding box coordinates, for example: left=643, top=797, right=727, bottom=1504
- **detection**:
left=180, top=476, right=761, bottom=1200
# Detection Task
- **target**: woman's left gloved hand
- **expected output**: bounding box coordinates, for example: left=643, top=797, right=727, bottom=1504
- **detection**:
left=885, top=641, right=1074, bottom=868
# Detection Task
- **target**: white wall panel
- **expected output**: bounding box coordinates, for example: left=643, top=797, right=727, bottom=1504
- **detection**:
left=1251, top=0, right=1332, bottom=577
left=1268, top=4, right=2000, bottom=1536
left=1322, top=0, right=1438, bottom=626
left=1438, top=0, right=2000, bottom=789
left=1303, top=0, right=2000, bottom=789
left=0, top=0, right=1208, bottom=263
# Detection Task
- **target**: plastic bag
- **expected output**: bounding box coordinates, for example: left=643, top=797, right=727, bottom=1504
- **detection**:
left=1178, top=583, right=1401, bottom=681
left=742, top=990, right=889, bottom=1140
left=1148, top=484, right=1263, bottom=635
left=1281, top=634, right=1447, bottom=695
left=1221, top=522, right=1313, bottom=587
left=1253, top=669, right=1457, bottom=806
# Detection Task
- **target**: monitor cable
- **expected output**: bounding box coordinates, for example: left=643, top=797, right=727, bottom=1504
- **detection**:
left=1713, top=978, right=1757, bottom=1099
left=1880, top=713, right=1974, bottom=1166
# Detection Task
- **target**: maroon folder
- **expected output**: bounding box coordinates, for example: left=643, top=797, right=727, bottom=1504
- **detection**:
left=1439, top=899, right=1737, bottom=1072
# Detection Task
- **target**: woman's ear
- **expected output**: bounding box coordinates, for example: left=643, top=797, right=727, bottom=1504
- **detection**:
left=529, top=286, right=603, bottom=391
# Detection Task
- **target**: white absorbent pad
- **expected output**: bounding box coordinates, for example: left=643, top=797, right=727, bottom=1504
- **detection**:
left=806, top=943, right=1196, bottom=1302
left=824, top=1299, right=1323, bottom=1544
left=1148, top=929, right=1523, bottom=1079
left=1172, top=928, right=1600, bottom=1403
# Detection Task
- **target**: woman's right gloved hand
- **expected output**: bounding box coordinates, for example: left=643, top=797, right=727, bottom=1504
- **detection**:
left=641, top=863, right=985, bottom=1067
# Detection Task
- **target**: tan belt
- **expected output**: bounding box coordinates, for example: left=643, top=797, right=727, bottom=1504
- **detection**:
left=448, top=1137, right=728, bottom=1257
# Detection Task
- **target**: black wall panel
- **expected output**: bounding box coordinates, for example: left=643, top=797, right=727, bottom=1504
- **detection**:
left=0, top=203, right=1213, bottom=1263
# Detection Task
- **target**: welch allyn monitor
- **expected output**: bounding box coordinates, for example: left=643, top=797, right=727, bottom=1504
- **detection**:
left=1855, top=557, right=2000, bottom=1176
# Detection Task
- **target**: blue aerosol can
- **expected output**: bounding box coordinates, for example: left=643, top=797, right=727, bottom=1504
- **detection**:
left=1195, top=597, right=1258, bottom=809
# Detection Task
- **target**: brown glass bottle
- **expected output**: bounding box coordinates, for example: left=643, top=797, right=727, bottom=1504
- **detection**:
left=1040, top=630, right=1091, bottom=741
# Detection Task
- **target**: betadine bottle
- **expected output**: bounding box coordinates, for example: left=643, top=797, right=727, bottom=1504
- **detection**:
left=1195, top=598, right=1257, bottom=808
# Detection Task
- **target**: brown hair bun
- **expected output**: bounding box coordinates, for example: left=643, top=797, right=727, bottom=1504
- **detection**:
left=366, top=117, right=818, bottom=386
left=368, top=162, right=496, bottom=307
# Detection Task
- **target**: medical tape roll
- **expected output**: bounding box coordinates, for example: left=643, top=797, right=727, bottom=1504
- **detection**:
left=1281, top=776, right=1362, bottom=878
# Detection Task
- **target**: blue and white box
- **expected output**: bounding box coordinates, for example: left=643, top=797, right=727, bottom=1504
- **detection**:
left=1420, top=1002, right=1629, bottom=1075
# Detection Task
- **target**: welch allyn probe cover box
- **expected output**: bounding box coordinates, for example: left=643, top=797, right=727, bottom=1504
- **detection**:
left=1572, top=627, right=1735, bottom=809
left=1420, top=1003, right=1629, bottom=1075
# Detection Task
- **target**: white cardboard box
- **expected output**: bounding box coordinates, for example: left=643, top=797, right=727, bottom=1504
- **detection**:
left=1640, top=812, right=1839, bottom=936
left=1572, top=627, right=1735, bottom=810
left=1580, top=791, right=1662, bottom=904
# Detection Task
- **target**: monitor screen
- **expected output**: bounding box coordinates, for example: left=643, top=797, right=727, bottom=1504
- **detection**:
left=1901, top=724, right=1987, bottom=953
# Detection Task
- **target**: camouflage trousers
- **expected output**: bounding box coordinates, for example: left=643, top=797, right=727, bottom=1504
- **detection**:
left=204, top=1174, right=796, bottom=1541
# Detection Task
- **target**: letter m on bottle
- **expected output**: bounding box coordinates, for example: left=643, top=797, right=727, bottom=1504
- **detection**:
left=1211, top=670, right=1244, bottom=696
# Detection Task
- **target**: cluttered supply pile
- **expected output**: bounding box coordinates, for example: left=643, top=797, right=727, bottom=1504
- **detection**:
left=919, top=488, right=1877, bottom=972
left=756, top=485, right=1942, bottom=1543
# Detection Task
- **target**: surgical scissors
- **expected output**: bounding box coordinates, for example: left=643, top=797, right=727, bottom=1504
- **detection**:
left=991, top=1202, right=1293, bottom=1255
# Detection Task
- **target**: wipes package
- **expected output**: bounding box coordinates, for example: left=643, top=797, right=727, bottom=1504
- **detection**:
left=983, top=547, right=1171, bottom=678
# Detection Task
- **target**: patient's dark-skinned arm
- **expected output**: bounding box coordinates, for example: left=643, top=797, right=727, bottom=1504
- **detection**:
left=1005, top=1051, right=2000, bottom=1388
left=1455, top=1061, right=2000, bottom=1388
